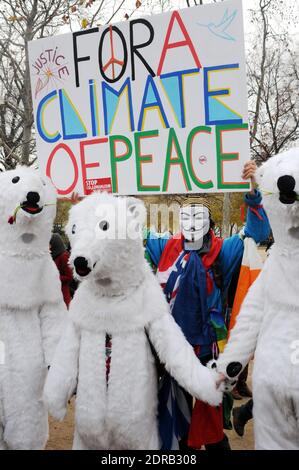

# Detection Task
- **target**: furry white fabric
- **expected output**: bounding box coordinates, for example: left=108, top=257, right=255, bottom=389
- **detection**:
left=0, top=167, right=66, bottom=450
left=217, top=148, right=299, bottom=449
left=44, top=193, right=222, bottom=450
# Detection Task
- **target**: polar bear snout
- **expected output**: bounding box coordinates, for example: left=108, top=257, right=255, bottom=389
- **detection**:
left=73, top=256, right=93, bottom=277
left=277, top=175, right=298, bottom=205
left=277, top=175, right=296, bottom=193
left=26, top=191, right=40, bottom=205
left=21, top=191, right=43, bottom=215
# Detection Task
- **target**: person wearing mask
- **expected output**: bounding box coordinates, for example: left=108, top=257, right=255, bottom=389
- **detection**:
left=145, top=161, right=270, bottom=451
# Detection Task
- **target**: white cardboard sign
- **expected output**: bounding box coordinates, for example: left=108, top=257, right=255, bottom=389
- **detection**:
left=29, top=0, right=250, bottom=196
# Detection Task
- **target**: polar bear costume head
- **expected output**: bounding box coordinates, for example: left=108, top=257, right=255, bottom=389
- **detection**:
left=66, top=192, right=147, bottom=297
left=0, top=166, right=57, bottom=256
left=256, top=147, right=299, bottom=249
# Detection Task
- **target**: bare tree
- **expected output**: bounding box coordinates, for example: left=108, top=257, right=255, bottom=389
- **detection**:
left=247, top=0, right=299, bottom=164
left=185, top=0, right=299, bottom=233
left=0, top=0, right=139, bottom=171
left=186, top=0, right=224, bottom=6
left=0, top=1, right=79, bottom=169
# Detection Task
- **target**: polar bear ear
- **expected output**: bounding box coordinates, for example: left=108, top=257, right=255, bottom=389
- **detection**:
left=126, top=197, right=146, bottom=224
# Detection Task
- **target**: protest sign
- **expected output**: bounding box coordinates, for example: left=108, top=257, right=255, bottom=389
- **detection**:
left=29, top=0, right=250, bottom=196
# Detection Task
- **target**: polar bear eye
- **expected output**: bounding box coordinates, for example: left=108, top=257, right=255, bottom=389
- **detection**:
left=72, top=224, right=76, bottom=234
left=99, top=220, right=109, bottom=231
left=12, top=176, right=20, bottom=184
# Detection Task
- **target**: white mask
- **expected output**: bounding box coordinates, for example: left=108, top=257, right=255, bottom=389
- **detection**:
left=179, top=204, right=210, bottom=250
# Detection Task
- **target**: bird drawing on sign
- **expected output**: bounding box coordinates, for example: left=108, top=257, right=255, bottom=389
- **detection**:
left=197, top=9, right=237, bottom=41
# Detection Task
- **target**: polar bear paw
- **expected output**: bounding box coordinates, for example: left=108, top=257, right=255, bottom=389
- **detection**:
left=207, top=360, right=240, bottom=393
left=194, top=365, right=223, bottom=407
left=43, top=388, right=67, bottom=421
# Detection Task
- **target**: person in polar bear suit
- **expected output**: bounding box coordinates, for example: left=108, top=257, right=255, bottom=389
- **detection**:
left=0, top=167, right=66, bottom=450
left=44, top=192, right=223, bottom=450
left=216, top=148, right=299, bottom=450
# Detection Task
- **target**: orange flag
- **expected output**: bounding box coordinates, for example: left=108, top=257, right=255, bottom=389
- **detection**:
left=229, top=237, right=263, bottom=335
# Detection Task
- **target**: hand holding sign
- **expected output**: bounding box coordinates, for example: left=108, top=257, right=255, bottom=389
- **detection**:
left=70, top=192, right=83, bottom=205
left=242, top=160, right=257, bottom=193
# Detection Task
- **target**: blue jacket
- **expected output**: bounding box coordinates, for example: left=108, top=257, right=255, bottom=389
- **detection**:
left=146, top=190, right=270, bottom=355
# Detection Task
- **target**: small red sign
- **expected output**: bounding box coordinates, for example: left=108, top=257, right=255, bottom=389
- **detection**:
left=85, top=177, right=112, bottom=195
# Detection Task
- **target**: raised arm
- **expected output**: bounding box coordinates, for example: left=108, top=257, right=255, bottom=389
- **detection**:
left=243, top=190, right=270, bottom=243
left=242, top=161, right=270, bottom=244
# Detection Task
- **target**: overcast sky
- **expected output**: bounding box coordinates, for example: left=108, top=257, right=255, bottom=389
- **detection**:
left=123, top=0, right=299, bottom=43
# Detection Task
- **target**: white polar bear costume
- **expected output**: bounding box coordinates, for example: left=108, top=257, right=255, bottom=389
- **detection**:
left=217, top=148, right=299, bottom=450
left=44, top=193, right=222, bottom=450
left=0, top=167, right=66, bottom=450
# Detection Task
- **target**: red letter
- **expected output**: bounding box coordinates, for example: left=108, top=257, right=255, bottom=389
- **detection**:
left=80, top=138, right=109, bottom=195
left=157, top=11, right=201, bottom=76
left=46, top=143, right=78, bottom=195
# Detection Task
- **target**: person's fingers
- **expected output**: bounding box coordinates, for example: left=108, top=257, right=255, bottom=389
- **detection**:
left=243, top=164, right=256, bottom=173
left=242, top=164, right=256, bottom=180
left=70, top=192, right=82, bottom=204
left=243, top=173, right=254, bottom=180
left=70, top=192, right=77, bottom=203
left=243, top=161, right=256, bottom=171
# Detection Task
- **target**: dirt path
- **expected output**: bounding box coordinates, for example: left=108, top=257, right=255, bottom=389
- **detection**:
left=46, top=401, right=74, bottom=450
left=46, top=403, right=254, bottom=450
